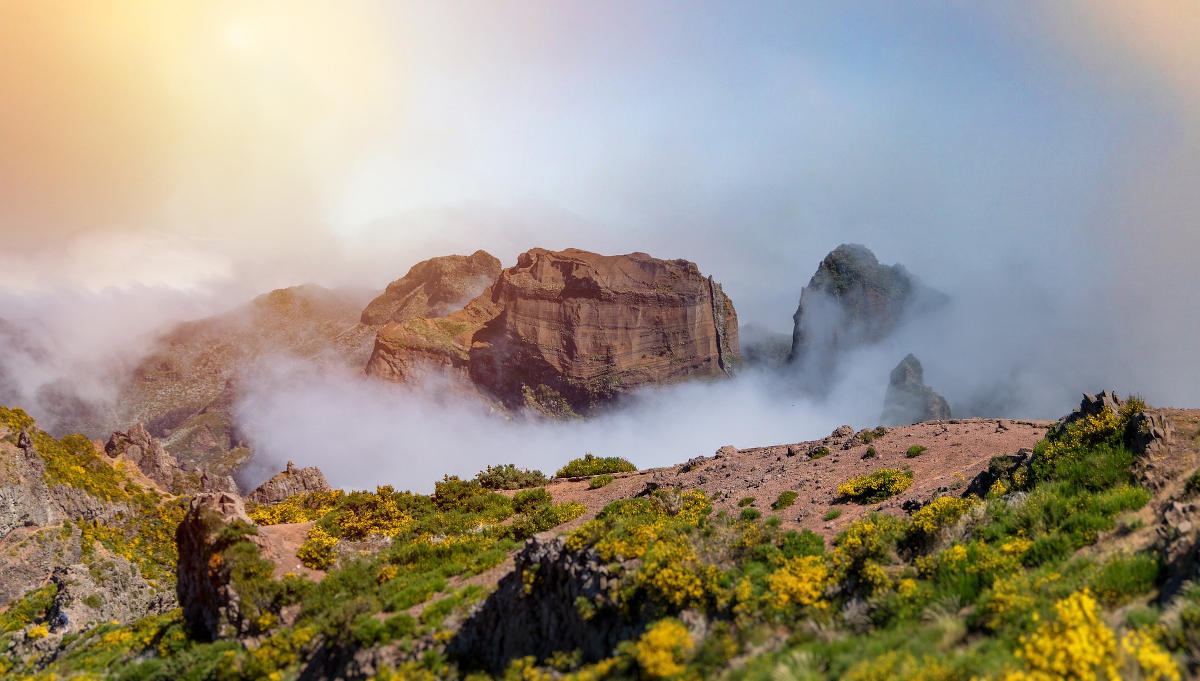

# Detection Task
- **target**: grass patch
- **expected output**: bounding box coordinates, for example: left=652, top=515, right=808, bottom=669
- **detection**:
left=772, top=491, right=798, bottom=511
left=823, top=509, right=843, bottom=521
left=589, top=474, right=614, bottom=489
left=906, top=445, right=927, bottom=458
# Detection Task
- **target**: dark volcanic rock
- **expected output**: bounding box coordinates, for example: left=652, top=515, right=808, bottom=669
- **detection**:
left=247, top=461, right=331, bottom=505
left=447, top=535, right=643, bottom=673
left=789, top=244, right=946, bottom=393
left=881, top=354, right=952, bottom=425
left=175, top=493, right=265, bottom=641
left=360, top=250, right=502, bottom=326
left=367, top=248, right=740, bottom=414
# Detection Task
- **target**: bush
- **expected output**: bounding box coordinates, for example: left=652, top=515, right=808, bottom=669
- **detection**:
left=862, top=446, right=877, bottom=460
left=810, top=447, right=831, bottom=459
left=838, top=469, right=914, bottom=503
left=906, top=445, right=927, bottom=458
left=780, top=529, right=825, bottom=558
left=589, top=474, right=614, bottom=489
left=772, top=491, right=798, bottom=511
left=555, top=453, right=637, bottom=478
left=474, top=464, right=548, bottom=490
left=513, top=488, right=552, bottom=514
left=823, top=509, right=843, bottom=521
left=738, top=497, right=756, bottom=508
left=297, top=526, right=339, bottom=570
left=1089, top=552, right=1160, bottom=606
left=740, top=508, right=762, bottom=521
left=1184, top=469, right=1200, bottom=498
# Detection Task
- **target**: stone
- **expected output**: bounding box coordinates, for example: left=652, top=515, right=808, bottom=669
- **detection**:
left=446, top=536, right=644, bottom=674
left=789, top=244, right=947, bottom=393
left=880, top=354, right=952, bottom=425
left=360, top=250, right=502, bottom=326
left=47, top=558, right=175, bottom=633
left=104, top=423, right=181, bottom=491
left=367, top=248, right=740, bottom=414
left=247, top=461, right=332, bottom=505
left=175, top=493, right=265, bottom=641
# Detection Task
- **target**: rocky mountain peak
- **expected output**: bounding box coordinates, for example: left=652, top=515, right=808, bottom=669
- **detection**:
left=880, top=353, right=952, bottom=425
left=360, top=250, right=502, bottom=326
left=789, top=244, right=946, bottom=393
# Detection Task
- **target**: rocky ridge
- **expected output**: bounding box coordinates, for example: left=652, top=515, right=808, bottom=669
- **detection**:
left=368, top=248, right=740, bottom=414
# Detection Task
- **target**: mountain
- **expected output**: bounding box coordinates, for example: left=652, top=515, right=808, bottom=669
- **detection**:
left=367, top=248, right=740, bottom=415
left=789, top=243, right=947, bottom=393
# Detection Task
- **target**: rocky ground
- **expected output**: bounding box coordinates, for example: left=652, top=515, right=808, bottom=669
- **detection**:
left=539, top=417, right=1050, bottom=540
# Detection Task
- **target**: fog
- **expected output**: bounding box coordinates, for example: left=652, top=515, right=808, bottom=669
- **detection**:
left=1, top=2, right=1198, bottom=492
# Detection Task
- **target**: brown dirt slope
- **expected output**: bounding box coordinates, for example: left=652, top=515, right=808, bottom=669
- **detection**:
left=541, top=417, right=1050, bottom=540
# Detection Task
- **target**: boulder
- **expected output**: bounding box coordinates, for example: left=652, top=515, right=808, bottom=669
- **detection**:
left=789, top=244, right=946, bottom=393
left=175, top=493, right=266, bottom=641
left=367, top=248, right=740, bottom=414
left=446, top=535, right=642, bottom=673
left=360, top=250, right=502, bottom=326
left=247, top=461, right=332, bottom=505
left=881, top=354, right=952, bottom=425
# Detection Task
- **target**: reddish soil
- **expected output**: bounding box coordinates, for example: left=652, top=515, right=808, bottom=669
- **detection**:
left=542, top=418, right=1051, bottom=540
left=257, top=521, right=326, bottom=581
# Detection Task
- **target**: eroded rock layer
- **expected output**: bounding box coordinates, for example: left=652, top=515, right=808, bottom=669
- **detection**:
left=366, top=248, right=740, bottom=413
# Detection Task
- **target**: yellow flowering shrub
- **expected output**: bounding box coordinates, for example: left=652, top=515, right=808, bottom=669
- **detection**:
left=26, top=624, right=49, bottom=640
left=838, top=468, right=914, bottom=503
left=635, top=619, right=693, bottom=679
left=829, top=514, right=909, bottom=594
left=766, top=555, right=828, bottom=610
left=297, top=525, right=339, bottom=570
left=247, top=490, right=344, bottom=525
left=1000, top=590, right=1179, bottom=681
left=326, top=486, right=414, bottom=540
left=911, top=496, right=979, bottom=535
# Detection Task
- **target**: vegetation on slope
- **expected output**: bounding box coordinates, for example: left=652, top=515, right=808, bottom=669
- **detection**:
left=5, top=398, right=1200, bottom=681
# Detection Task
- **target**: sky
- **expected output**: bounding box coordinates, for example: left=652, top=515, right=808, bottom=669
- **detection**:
left=1, top=1, right=1198, bottom=489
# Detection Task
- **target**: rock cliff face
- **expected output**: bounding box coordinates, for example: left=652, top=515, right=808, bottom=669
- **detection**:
left=367, top=248, right=739, bottom=414
left=247, top=461, right=331, bottom=505
left=881, top=354, right=952, bottom=425
left=360, top=250, right=502, bottom=326
left=789, top=244, right=946, bottom=393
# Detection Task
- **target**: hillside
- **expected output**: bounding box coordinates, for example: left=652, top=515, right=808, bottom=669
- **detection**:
left=2, top=392, right=1198, bottom=680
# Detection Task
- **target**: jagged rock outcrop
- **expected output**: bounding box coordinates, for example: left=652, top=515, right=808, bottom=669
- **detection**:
left=881, top=354, right=952, bottom=425
left=789, top=244, right=946, bottom=393
left=360, top=250, right=502, bottom=326
left=175, top=493, right=265, bottom=641
left=47, top=557, right=176, bottom=633
left=1054, top=390, right=1125, bottom=434
left=447, top=535, right=642, bottom=673
left=367, top=248, right=740, bottom=414
left=105, top=423, right=180, bottom=490
left=247, top=461, right=331, bottom=505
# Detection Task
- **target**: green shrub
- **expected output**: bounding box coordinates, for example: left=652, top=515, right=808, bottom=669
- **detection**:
left=838, top=469, right=914, bottom=503
left=740, top=508, right=762, bottom=521
left=738, top=497, right=756, bottom=508
left=862, top=446, right=877, bottom=459
left=1184, top=469, right=1200, bottom=498
left=555, top=453, right=637, bottom=478
left=906, top=445, right=927, bottom=458
left=772, top=491, right=798, bottom=511
left=474, top=464, right=548, bottom=490
left=1089, top=552, right=1160, bottom=606
left=810, top=447, right=831, bottom=459
left=779, top=529, right=825, bottom=558
left=823, top=509, right=843, bottom=521
left=513, top=488, right=552, bottom=514
left=589, top=474, right=614, bottom=489
left=860, top=430, right=875, bottom=444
